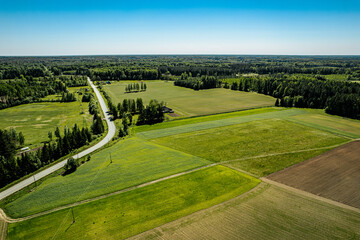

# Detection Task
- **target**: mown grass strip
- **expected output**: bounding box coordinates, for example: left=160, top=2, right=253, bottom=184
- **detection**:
left=7, top=166, right=260, bottom=240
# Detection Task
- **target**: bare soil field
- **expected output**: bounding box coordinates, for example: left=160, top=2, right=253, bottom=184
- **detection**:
left=129, top=184, right=360, bottom=240
left=267, top=140, right=360, bottom=209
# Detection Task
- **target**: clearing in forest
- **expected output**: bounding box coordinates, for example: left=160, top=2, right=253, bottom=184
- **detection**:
left=103, top=81, right=275, bottom=117
left=267, top=140, right=360, bottom=209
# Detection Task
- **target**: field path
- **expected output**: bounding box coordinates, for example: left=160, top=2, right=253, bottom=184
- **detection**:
left=0, top=78, right=116, bottom=202
left=261, top=178, right=360, bottom=214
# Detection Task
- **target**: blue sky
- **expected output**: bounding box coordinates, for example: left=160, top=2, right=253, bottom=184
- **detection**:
left=0, top=0, right=360, bottom=55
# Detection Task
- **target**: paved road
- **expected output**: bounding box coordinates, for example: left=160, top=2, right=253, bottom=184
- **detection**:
left=0, top=78, right=116, bottom=201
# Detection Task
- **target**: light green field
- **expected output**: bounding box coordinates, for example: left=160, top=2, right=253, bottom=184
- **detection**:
left=152, top=119, right=348, bottom=163
left=135, top=107, right=281, bottom=133
left=7, top=166, right=260, bottom=240
left=132, top=184, right=360, bottom=240
left=223, top=149, right=330, bottom=177
left=4, top=137, right=211, bottom=218
left=289, top=109, right=360, bottom=138
left=0, top=101, right=92, bottom=147
left=103, top=81, right=275, bottom=117
left=137, top=108, right=306, bottom=139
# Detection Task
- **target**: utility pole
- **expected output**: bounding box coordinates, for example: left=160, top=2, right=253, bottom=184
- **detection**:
left=33, top=175, right=37, bottom=188
left=71, top=207, right=75, bottom=223
left=110, top=152, right=112, bottom=164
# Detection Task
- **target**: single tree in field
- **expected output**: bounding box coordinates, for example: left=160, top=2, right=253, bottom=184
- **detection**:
left=48, top=131, right=53, bottom=141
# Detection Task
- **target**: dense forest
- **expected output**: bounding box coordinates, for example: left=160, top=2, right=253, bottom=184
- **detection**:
left=0, top=55, right=359, bottom=118
left=0, top=75, right=87, bottom=109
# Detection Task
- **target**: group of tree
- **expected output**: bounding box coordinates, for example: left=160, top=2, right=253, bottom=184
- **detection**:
left=137, top=99, right=165, bottom=125
left=0, top=124, right=93, bottom=188
left=229, top=75, right=360, bottom=119
left=60, top=92, right=76, bottom=102
left=174, top=75, right=220, bottom=90
left=125, top=82, right=147, bottom=93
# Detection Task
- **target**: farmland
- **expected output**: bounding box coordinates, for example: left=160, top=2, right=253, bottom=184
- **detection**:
left=151, top=119, right=348, bottom=163
left=103, top=81, right=275, bottom=117
left=7, top=166, right=260, bottom=240
left=4, top=137, right=210, bottom=218
left=0, top=101, right=93, bottom=148
left=130, top=184, right=360, bottom=240
left=267, top=140, right=360, bottom=209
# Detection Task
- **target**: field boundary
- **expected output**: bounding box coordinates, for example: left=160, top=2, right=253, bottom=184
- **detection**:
left=261, top=178, right=360, bottom=214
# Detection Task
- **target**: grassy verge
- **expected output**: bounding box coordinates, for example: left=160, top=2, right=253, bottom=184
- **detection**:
left=7, top=166, right=260, bottom=240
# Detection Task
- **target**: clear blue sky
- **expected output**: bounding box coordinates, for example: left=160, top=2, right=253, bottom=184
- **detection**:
left=0, top=0, right=359, bottom=55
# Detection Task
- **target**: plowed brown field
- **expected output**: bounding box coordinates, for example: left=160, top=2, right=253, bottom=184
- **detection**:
left=267, top=140, right=360, bottom=209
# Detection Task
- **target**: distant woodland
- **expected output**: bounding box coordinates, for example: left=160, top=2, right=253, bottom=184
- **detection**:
left=0, top=55, right=359, bottom=119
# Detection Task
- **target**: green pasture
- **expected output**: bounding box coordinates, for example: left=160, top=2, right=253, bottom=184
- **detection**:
left=223, top=148, right=330, bottom=177
left=137, top=108, right=306, bottom=139
left=7, top=166, right=260, bottom=240
left=152, top=119, right=348, bottom=163
left=289, top=109, right=360, bottom=138
left=103, top=81, right=275, bottom=117
left=135, top=107, right=281, bottom=133
left=0, top=101, right=92, bottom=147
left=41, top=86, right=90, bottom=101
left=4, top=137, right=210, bottom=218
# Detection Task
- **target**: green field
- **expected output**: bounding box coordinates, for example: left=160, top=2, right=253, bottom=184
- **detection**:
left=103, top=81, right=275, bottom=117
left=4, top=137, right=211, bottom=218
left=152, top=119, right=348, bottom=163
left=0, top=101, right=93, bottom=147
left=7, top=166, right=260, bottom=240
left=135, top=107, right=281, bottom=133
left=224, top=149, right=330, bottom=177
left=289, top=109, right=360, bottom=138
left=132, top=184, right=360, bottom=240
left=137, top=108, right=305, bottom=139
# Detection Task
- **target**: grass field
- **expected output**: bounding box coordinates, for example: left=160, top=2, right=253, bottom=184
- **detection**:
left=289, top=109, right=360, bottom=138
left=268, top=140, right=360, bottom=209
left=7, top=166, right=260, bottom=240
left=131, top=184, right=360, bottom=240
left=152, top=119, right=348, bottom=163
left=135, top=107, right=281, bottom=133
left=4, top=137, right=211, bottom=218
left=0, top=101, right=93, bottom=147
left=103, top=81, right=275, bottom=117
left=137, top=108, right=305, bottom=139
left=224, top=149, right=330, bottom=177
left=41, top=86, right=90, bottom=101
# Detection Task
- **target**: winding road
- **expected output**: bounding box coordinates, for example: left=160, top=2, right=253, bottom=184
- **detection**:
left=0, top=77, right=116, bottom=201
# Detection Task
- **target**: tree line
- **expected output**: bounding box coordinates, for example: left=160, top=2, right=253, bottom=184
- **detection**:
left=125, top=82, right=147, bottom=93
left=229, top=76, right=360, bottom=119
left=174, top=75, right=220, bottom=90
